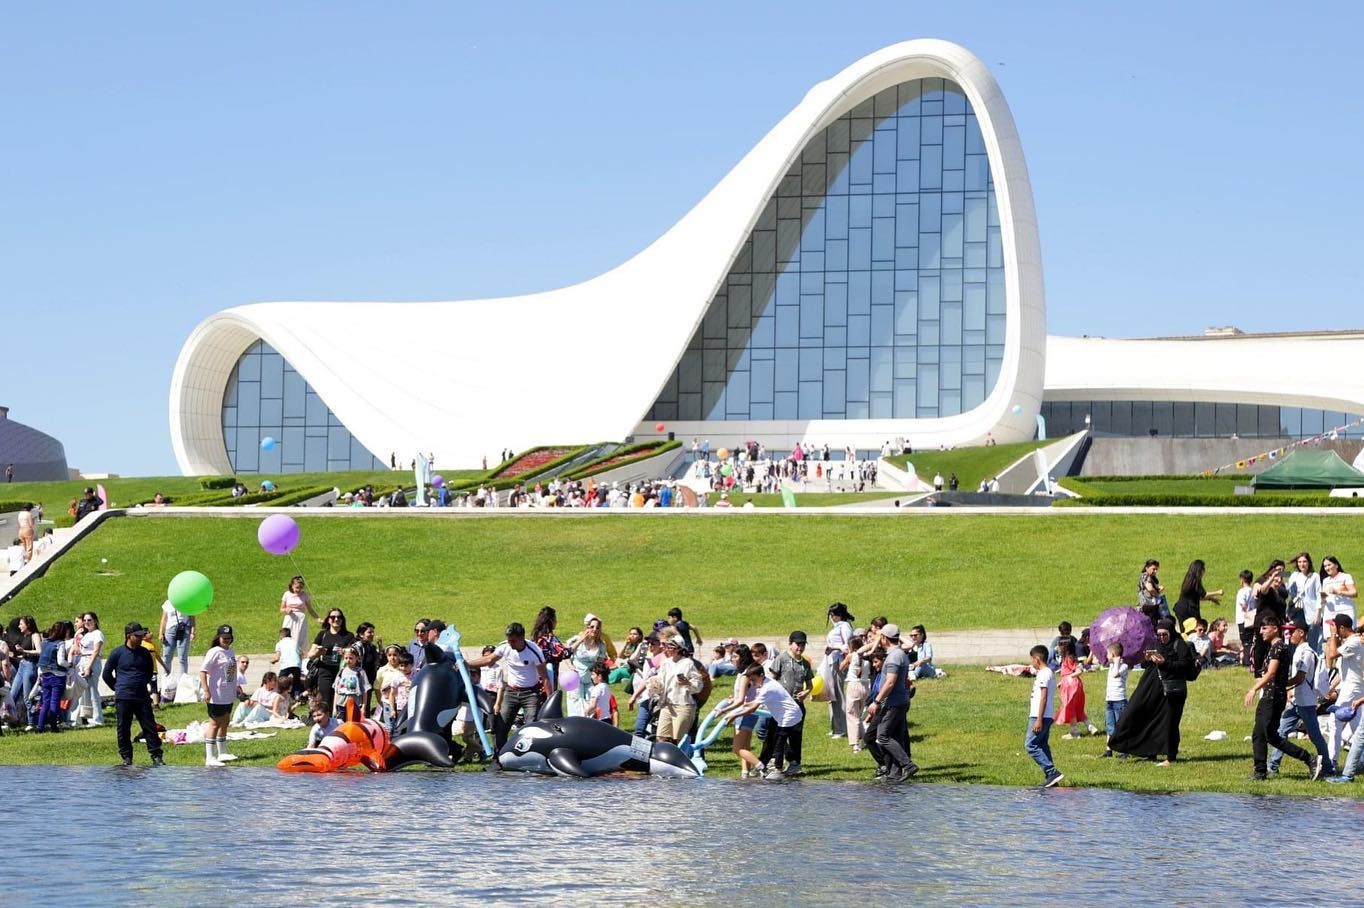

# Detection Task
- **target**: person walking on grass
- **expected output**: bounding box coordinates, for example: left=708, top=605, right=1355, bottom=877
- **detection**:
left=865, top=625, right=916, bottom=783
left=101, top=622, right=164, bottom=767
left=1026, top=644, right=1064, bottom=789
left=1245, top=622, right=1324, bottom=782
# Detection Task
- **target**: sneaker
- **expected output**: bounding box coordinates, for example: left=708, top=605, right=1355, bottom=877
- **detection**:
left=1100, top=749, right=1113, bottom=758
left=884, top=766, right=907, bottom=783
left=1060, top=733, right=1078, bottom=740
left=752, top=762, right=765, bottom=776
left=785, top=762, right=804, bottom=776
left=873, top=766, right=889, bottom=780
left=851, top=744, right=862, bottom=754
left=24, top=725, right=35, bottom=732
left=1308, top=755, right=1325, bottom=781
left=151, top=755, right=165, bottom=767
left=1087, top=725, right=1100, bottom=736
left=903, top=761, right=920, bottom=778
left=764, top=768, right=786, bottom=781
left=1327, top=775, right=1355, bottom=784
left=205, top=758, right=226, bottom=767
left=1043, top=770, right=1064, bottom=788
left=121, top=757, right=133, bottom=767
left=739, top=768, right=750, bottom=779
left=829, top=733, right=844, bottom=739
left=1249, top=772, right=1267, bottom=781
left=217, top=753, right=239, bottom=762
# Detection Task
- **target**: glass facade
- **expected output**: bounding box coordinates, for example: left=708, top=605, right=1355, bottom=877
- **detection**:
left=1041, top=400, right=1364, bottom=439
left=221, top=341, right=386, bottom=473
left=648, top=78, right=1006, bottom=423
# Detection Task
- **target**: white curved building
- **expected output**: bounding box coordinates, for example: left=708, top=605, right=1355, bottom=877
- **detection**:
left=169, top=39, right=1364, bottom=476
left=170, top=39, right=1045, bottom=474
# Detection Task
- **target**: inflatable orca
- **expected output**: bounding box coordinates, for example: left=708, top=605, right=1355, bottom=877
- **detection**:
left=383, top=640, right=476, bottom=770
left=498, top=691, right=701, bottom=779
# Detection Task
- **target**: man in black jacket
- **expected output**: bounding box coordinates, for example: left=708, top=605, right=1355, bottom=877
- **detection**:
left=75, top=487, right=101, bottom=521
left=102, top=622, right=165, bottom=767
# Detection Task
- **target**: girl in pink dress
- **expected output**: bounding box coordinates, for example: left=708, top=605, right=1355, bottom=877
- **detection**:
left=1056, top=642, right=1099, bottom=738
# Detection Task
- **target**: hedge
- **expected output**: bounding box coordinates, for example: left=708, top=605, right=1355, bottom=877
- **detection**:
left=1079, top=474, right=1254, bottom=483
left=0, top=500, right=34, bottom=514
left=1058, top=493, right=1364, bottom=508
left=488, top=445, right=595, bottom=483
left=198, top=476, right=238, bottom=490
left=564, top=440, right=681, bottom=481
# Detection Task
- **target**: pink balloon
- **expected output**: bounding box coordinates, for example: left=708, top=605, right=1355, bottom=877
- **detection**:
left=559, top=668, right=580, bottom=692
left=258, top=514, right=300, bottom=556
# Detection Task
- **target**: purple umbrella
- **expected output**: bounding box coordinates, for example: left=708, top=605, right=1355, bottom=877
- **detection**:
left=1088, top=606, right=1158, bottom=667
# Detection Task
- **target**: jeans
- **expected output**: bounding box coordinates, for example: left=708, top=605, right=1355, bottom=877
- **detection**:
left=632, top=698, right=653, bottom=737
left=114, top=698, right=163, bottom=762
left=1339, top=724, right=1364, bottom=780
left=1269, top=703, right=1332, bottom=773
left=1253, top=692, right=1310, bottom=774
left=1025, top=717, right=1055, bottom=777
left=9, top=660, right=36, bottom=725
left=162, top=628, right=191, bottom=675
left=35, top=672, right=65, bottom=731
left=495, top=687, right=542, bottom=751
left=72, top=658, right=104, bottom=725
left=1104, top=699, right=1127, bottom=737
left=868, top=703, right=912, bottom=771
left=758, top=720, right=796, bottom=769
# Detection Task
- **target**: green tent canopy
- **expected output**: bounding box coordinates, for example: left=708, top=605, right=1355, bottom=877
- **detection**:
left=1252, top=449, right=1364, bottom=489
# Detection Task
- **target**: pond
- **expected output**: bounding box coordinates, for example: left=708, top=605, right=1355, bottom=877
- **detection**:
left=9, top=766, right=1358, bottom=905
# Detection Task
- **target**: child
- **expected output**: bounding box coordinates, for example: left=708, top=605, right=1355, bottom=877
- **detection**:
left=199, top=624, right=238, bottom=766
left=232, top=672, right=288, bottom=725
left=478, top=645, right=501, bottom=695
left=1101, top=643, right=1129, bottom=758
left=842, top=634, right=870, bottom=753
left=333, top=646, right=369, bottom=722
left=306, top=703, right=338, bottom=748
left=722, top=663, right=804, bottom=781
left=1056, top=642, right=1099, bottom=738
left=1209, top=618, right=1240, bottom=667
left=1189, top=619, right=1213, bottom=669
left=586, top=663, right=613, bottom=724
left=1234, top=568, right=1256, bottom=666
left=270, top=627, right=303, bottom=695
left=381, top=653, right=414, bottom=734
left=1026, top=644, right=1063, bottom=788
left=451, top=664, right=484, bottom=762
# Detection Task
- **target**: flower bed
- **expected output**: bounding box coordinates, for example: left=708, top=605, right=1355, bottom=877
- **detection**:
left=491, top=446, right=579, bottom=480
left=565, top=441, right=681, bottom=481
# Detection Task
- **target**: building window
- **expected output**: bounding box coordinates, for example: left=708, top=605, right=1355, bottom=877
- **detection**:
left=221, top=341, right=385, bottom=474
left=1041, top=399, right=1363, bottom=440
left=649, top=78, right=1007, bottom=422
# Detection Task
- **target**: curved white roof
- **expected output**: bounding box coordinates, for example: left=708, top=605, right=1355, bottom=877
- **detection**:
left=170, top=39, right=1045, bottom=473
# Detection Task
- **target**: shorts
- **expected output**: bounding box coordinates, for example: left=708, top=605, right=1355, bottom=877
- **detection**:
left=207, top=702, right=232, bottom=718
left=737, top=714, right=758, bottom=732
left=655, top=703, right=696, bottom=741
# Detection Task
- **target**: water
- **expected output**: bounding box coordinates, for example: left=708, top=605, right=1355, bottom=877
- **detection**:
left=6, top=766, right=1358, bottom=906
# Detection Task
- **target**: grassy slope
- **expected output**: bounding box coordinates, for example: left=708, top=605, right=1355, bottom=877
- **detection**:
left=2, top=469, right=487, bottom=511
left=10, top=512, right=1364, bottom=655
left=886, top=439, right=1050, bottom=489
left=1065, top=478, right=1329, bottom=498
left=0, top=667, right=1346, bottom=798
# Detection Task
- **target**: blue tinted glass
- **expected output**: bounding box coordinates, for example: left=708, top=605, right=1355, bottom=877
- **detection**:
left=648, top=77, right=1006, bottom=422
left=221, top=342, right=385, bottom=474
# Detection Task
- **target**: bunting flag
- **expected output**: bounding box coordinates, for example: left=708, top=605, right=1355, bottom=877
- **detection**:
left=1198, top=415, right=1364, bottom=475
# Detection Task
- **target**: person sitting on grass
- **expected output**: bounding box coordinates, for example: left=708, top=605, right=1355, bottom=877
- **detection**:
left=1188, top=619, right=1213, bottom=670
left=232, top=671, right=289, bottom=726
left=708, top=645, right=737, bottom=679
left=907, top=625, right=944, bottom=679
left=1208, top=618, right=1241, bottom=667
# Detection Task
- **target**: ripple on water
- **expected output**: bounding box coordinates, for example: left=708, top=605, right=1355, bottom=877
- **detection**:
left=9, top=767, right=1360, bottom=905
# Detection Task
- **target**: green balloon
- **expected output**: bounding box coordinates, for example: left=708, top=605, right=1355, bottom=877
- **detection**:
left=720, top=463, right=733, bottom=476
left=167, top=570, right=214, bottom=616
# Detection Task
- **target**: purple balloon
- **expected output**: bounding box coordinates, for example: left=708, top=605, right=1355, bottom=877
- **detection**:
left=1088, top=606, right=1158, bottom=667
left=431, top=474, right=445, bottom=489
left=258, top=514, right=300, bottom=556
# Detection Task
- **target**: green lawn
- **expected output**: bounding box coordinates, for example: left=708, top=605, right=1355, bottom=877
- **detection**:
left=0, top=468, right=487, bottom=512
left=1, top=666, right=1349, bottom=799
left=723, top=491, right=905, bottom=507
left=1063, top=477, right=1330, bottom=497
left=9, top=511, right=1364, bottom=656
left=886, top=439, right=1051, bottom=490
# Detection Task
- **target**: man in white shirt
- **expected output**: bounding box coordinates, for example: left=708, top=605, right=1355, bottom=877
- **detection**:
left=468, top=622, right=548, bottom=752
left=1325, top=616, right=1364, bottom=780
left=1026, top=644, right=1063, bottom=788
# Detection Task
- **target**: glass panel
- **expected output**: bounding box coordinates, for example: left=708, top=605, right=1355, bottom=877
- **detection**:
left=646, top=76, right=1006, bottom=423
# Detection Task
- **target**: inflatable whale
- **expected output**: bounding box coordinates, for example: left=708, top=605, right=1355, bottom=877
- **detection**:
left=498, top=691, right=701, bottom=779
left=380, top=625, right=496, bottom=770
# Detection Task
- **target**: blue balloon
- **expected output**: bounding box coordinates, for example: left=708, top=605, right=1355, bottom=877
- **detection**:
left=260, top=436, right=277, bottom=451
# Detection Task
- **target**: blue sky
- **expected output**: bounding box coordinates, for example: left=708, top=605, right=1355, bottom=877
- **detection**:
left=4, top=3, right=1362, bottom=475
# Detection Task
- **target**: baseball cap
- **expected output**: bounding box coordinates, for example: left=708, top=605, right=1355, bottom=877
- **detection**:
left=124, top=621, right=151, bottom=638
left=216, top=624, right=234, bottom=637
left=789, top=630, right=808, bottom=645
left=881, top=623, right=902, bottom=640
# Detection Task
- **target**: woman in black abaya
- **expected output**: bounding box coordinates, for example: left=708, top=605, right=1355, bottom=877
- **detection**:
left=1109, top=619, right=1194, bottom=765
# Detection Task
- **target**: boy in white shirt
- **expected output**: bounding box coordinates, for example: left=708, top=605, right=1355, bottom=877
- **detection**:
left=270, top=628, right=303, bottom=695
left=586, top=663, right=614, bottom=724
left=1100, top=643, right=1130, bottom=759
left=306, top=703, right=338, bottom=748
left=1027, top=644, right=1063, bottom=788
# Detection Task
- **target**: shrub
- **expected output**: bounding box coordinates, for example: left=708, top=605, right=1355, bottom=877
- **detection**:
left=565, top=440, right=681, bottom=480
left=1057, top=493, right=1364, bottom=508
left=1079, top=474, right=1254, bottom=483
left=198, top=476, right=238, bottom=490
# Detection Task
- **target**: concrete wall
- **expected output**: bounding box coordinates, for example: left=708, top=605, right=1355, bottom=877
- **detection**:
left=1078, top=437, right=1364, bottom=476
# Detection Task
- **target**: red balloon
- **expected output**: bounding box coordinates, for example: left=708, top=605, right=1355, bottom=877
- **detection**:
left=655, top=422, right=666, bottom=432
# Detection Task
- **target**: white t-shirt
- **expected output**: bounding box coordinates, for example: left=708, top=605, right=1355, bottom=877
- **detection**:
left=1105, top=661, right=1129, bottom=702
left=1288, top=571, right=1322, bottom=624
left=825, top=620, right=852, bottom=651
left=250, top=687, right=282, bottom=713
left=754, top=678, right=802, bottom=728
left=274, top=638, right=300, bottom=671
left=1335, top=634, right=1364, bottom=702
left=17, top=510, right=33, bottom=531
left=1291, top=645, right=1319, bottom=707
left=1235, top=586, right=1255, bottom=627
left=1323, top=572, right=1357, bottom=623
left=78, top=629, right=105, bottom=668
left=161, top=600, right=189, bottom=632
left=1030, top=666, right=1056, bottom=720
left=494, top=640, right=545, bottom=689
left=201, top=646, right=238, bottom=704
left=587, top=681, right=612, bottom=721
left=307, top=717, right=338, bottom=748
